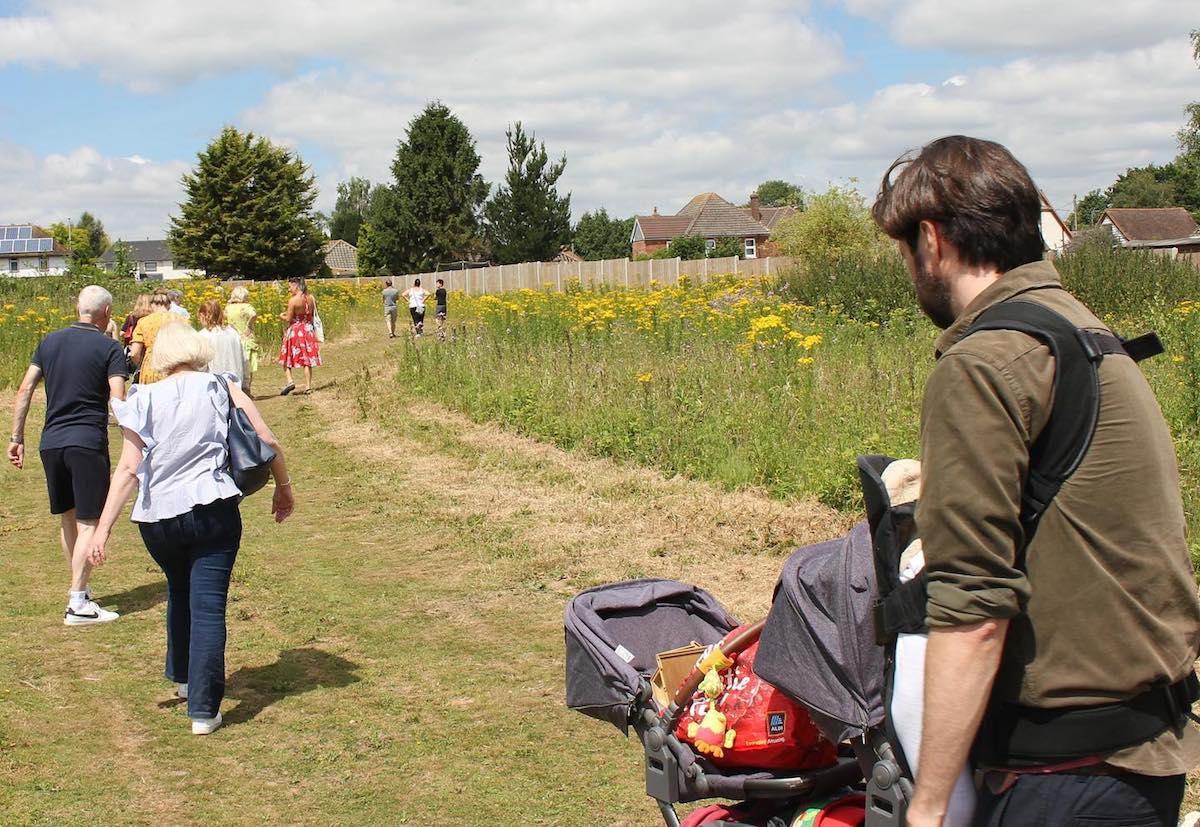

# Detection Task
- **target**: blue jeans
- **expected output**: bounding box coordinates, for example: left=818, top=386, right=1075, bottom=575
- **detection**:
left=138, top=497, right=242, bottom=720
left=974, top=770, right=1184, bottom=826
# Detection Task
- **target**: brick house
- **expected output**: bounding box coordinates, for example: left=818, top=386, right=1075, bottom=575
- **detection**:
left=631, top=192, right=797, bottom=259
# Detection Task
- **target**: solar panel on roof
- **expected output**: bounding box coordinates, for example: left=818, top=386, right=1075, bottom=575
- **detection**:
left=41, top=238, right=53, bottom=251
left=13, top=239, right=26, bottom=252
left=3, top=227, right=16, bottom=240
left=17, top=226, right=31, bottom=240
left=0, top=240, right=11, bottom=253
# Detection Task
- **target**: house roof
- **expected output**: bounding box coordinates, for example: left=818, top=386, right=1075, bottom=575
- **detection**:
left=757, top=206, right=798, bottom=231
left=634, top=193, right=775, bottom=241
left=0, top=224, right=70, bottom=258
left=322, top=238, right=358, bottom=272
left=100, top=239, right=172, bottom=264
left=1101, top=208, right=1199, bottom=242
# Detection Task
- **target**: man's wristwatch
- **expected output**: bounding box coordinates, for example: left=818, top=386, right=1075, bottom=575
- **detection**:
left=9, top=435, right=22, bottom=445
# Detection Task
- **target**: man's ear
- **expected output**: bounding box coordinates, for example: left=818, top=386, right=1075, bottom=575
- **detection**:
left=915, top=219, right=942, bottom=264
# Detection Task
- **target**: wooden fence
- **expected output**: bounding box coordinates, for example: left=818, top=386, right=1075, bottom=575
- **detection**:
left=226, top=255, right=794, bottom=294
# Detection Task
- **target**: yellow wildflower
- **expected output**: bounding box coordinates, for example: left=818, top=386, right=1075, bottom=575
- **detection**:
left=797, top=356, right=815, bottom=366
left=636, top=372, right=653, bottom=384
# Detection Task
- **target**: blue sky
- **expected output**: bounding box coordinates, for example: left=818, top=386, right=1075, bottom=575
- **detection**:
left=1, top=1, right=1195, bottom=239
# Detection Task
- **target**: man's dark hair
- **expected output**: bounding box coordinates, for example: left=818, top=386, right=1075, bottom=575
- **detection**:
left=384, top=279, right=392, bottom=287
left=436, top=278, right=444, bottom=286
left=872, top=135, right=1045, bottom=273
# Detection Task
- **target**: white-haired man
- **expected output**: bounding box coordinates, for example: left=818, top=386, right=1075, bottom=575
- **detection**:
left=8, top=285, right=128, bottom=625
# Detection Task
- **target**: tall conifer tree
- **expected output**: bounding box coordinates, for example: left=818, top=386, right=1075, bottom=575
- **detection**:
left=484, top=122, right=571, bottom=265
left=168, top=127, right=325, bottom=280
left=370, top=103, right=489, bottom=273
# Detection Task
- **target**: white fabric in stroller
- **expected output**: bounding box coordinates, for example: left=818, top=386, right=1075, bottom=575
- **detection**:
left=884, top=459, right=975, bottom=827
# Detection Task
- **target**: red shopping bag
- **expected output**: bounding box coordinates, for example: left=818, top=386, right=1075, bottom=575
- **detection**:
left=675, top=628, right=837, bottom=771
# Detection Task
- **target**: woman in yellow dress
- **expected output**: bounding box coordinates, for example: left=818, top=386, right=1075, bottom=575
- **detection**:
left=224, top=286, right=259, bottom=393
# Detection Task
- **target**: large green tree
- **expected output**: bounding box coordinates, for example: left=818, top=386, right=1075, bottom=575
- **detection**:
left=369, top=103, right=490, bottom=273
left=572, top=208, right=634, bottom=260
left=49, top=212, right=108, bottom=264
left=168, top=126, right=325, bottom=280
left=753, top=179, right=805, bottom=208
left=484, top=122, right=572, bottom=265
left=329, top=176, right=371, bottom=246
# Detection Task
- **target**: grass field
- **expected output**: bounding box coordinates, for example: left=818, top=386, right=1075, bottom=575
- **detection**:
left=1, top=321, right=857, bottom=825
left=5, top=257, right=1200, bottom=823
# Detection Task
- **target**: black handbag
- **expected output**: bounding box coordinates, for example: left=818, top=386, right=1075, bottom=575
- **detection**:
left=215, top=374, right=276, bottom=496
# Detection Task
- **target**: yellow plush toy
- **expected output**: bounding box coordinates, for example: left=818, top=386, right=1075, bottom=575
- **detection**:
left=687, top=667, right=737, bottom=759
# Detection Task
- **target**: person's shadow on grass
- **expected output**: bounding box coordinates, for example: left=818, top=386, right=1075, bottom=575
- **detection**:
left=219, top=647, right=361, bottom=727
left=103, top=581, right=166, bottom=616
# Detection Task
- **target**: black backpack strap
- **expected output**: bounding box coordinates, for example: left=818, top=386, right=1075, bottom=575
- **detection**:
left=965, top=301, right=1108, bottom=555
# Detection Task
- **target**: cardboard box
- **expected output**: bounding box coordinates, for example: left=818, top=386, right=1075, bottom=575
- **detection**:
left=651, top=642, right=707, bottom=709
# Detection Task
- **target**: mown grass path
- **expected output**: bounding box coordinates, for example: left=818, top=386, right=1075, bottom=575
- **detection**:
left=0, top=323, right=849, bottom=826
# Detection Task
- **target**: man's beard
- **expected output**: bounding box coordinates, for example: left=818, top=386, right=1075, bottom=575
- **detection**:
left=912, top=245, right=956, bottom=329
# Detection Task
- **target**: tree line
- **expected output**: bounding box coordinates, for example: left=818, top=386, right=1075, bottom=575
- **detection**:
left=159, top=102, right=810, bottom=280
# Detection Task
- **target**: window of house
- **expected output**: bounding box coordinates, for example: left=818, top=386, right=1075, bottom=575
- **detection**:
left=705, top=239, right=716, bottom=252
left=143, top=260, right=158, bottom=272
left=744, top=238, right=757, bottom=259
left=38, top=255, right=49, bottom=271
left=8, top=258, right=17, bottom=273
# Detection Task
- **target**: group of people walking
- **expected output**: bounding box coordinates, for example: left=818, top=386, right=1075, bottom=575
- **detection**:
left=8, top=282, right=299, bottom=736
left=382, top=276, right=447, bottom=339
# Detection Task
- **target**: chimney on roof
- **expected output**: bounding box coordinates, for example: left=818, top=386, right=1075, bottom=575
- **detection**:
left=749, top=192, right=762, bottom=222
left=652, top=206, right=658, bottom=215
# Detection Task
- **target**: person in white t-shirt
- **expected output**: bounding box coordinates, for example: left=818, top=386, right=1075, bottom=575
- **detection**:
left=401, top=278, right=428, bottom=336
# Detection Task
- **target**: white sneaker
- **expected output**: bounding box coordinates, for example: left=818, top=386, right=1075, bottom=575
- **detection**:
left=175, top=683, right=188, bottom=699
left=191, top=712, right=222, bottom=735
left=63, top=600, right=119, bottom=626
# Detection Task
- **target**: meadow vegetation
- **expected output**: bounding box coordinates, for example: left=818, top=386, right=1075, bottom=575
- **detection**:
left=375, top=245, right=1200, bottom=563
left=0, top=276, right=379, bottom=388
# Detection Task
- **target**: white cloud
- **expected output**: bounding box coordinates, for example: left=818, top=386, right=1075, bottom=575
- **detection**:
left=837, top=0, right=1196, bottom=53
left=1, top=2, right=1196, bottom=239
left=747, top=37, right=1197, bottom=214
left=0, top=144, right=189, bottom=239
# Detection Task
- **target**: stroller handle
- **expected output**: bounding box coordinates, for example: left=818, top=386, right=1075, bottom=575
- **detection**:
left=662, top=619, right=765, bottom=729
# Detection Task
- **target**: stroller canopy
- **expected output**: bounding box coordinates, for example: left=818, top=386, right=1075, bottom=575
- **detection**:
left=755, top=521, right=885, bottom=745
left=564, top=578, right=737, bottom=731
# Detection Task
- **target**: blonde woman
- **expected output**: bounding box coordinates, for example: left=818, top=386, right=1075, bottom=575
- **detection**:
left=197, top=300, right=246, bottom=386
left=224, top=286, right=259, bottom=393
left=130, top=291, right=181, bottom=384
left=90, top=321, right=294, bottom=735
left=121, top=293, right=152, bottom=347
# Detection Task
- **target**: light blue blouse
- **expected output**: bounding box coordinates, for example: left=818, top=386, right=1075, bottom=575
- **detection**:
left=112, top=371, right=242, bottom=523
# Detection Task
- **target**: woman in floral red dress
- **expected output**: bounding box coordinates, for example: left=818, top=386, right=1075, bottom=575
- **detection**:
left=278, top=277, right=321, bottom=395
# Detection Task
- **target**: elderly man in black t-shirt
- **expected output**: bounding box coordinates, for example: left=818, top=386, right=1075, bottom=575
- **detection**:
left=8, top=285, right=128, bottom=625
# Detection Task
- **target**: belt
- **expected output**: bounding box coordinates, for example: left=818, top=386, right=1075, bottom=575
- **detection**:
left=977, top=756, right=1119, bottom=796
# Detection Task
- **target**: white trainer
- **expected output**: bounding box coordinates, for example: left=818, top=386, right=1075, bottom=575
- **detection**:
left=175, top=683, right=188, bottom=699
left=191, top=712, right=222, bottom=735
left=63, top=600, right=119, bottom=626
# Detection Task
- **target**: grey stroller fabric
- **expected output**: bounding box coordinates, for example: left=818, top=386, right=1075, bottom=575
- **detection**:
left=755, top=521, right=886, bottom=744
left=564, top=578, right=737, bottom=731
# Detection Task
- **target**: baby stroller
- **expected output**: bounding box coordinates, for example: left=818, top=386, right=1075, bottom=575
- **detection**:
left=754, top=518, right=912, bottom=826
left=564, top=579, right=865, bottom=826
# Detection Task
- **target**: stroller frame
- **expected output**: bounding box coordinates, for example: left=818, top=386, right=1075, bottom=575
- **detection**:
left=564, top=578, right=869, bottom=827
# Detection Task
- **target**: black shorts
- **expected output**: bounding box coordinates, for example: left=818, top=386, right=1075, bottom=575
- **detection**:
left=436, top=307, right=447, bottom=320
left=40, top=446, right=111, bottom=519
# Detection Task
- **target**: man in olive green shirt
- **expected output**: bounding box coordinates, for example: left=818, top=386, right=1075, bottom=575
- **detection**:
left=872, top=136, right=1200, bottom=827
